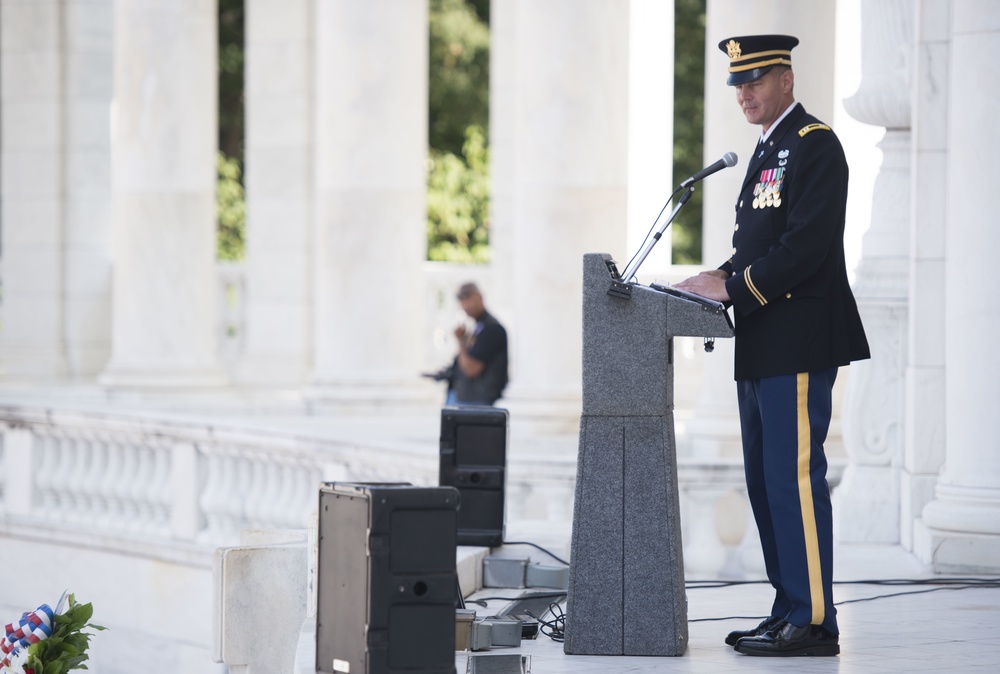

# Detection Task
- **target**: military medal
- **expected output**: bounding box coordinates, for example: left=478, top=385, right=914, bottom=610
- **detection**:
left=751, top=167, right=788, bottom=209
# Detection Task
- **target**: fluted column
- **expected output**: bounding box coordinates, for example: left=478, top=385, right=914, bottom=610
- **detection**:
left=901, top=0, right=949, bottom=551
left=917, top=0, right=1000, bottom=573
left=237, top=0, right=313, bottom=386
left=308, top=0, right=429, bottom=406
left=63, top=0, right=115, bottom=378
left=0, top=0, right=68, bottom=379
left=100, top=0, right=225, bottom=387
left=1, top=0, right=115, bottom=381
left=693, top=0, right=838, bottom=458
left=835, top=0, right=913, bottom=544
left=495, top=0, right=630, bottom=428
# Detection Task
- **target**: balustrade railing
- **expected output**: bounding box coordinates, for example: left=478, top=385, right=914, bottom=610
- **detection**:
left=0, top=407, right=434, bottom=550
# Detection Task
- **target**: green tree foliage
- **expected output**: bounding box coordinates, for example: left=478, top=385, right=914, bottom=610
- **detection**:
left=429, top=0, right=490, bottom=156
left=672, top=0, right=706, bottom=264
left=217, top=0, right=245, bottom=260
left=217, top=151, right=246, bottom=261
left=427, top=125, right=490, bottom=262
left=218, top=0, right=244, bottom=163
left=427, top=0, right=491, bottom=262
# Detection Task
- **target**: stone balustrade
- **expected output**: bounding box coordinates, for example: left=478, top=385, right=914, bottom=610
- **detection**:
left=0, top=406, right=420, bottom=549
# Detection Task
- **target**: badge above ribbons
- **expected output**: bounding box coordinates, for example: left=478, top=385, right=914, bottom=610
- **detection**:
left=752, top=167, right=785, bottom=209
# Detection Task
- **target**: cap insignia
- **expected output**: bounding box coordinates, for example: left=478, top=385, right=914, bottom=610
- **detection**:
left=726, top=40, right=741, bottom=59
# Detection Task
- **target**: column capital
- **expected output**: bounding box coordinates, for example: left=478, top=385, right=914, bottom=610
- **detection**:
left=843, top=0, right=914, bottom=129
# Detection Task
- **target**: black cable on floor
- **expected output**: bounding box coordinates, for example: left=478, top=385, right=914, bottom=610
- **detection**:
left=526, top=603, right=565, bottom=642
left=501, top=540, right=569, bottom=566
left=472, top=567, right=1000, bottom=637
left=464, top=591, right=567, bottom=608
left=686, top=577, right=1000, bottom=623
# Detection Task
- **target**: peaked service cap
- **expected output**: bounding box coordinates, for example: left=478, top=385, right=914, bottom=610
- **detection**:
left=718, top=34, right=799, bottom=85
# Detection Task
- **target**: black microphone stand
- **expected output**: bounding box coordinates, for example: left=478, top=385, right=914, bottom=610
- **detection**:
left=618, top=185, right=695, bottom=284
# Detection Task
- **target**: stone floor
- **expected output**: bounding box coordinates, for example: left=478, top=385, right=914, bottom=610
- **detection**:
left=455, top=543, right=1000, bottom=673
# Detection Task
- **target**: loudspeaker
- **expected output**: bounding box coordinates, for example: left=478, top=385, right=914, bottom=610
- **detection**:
left=316, top=482, right=459, bottom=674
left=439, top=406, right=508, bottom=547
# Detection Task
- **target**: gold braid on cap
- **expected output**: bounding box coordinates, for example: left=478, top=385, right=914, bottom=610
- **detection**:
left=726, top=40, right=741, bottom=59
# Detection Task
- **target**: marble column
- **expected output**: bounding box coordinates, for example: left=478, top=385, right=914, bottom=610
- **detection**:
left=692, top=0, right=838, bottom=458
left=308, top=0, right=429, bottom=406
left=901, top=0, right=949, bottom=551
left=0, top=0, right=68, bottom=379
left=63, top=0, right=115, bottom=378
left=237, top=0, right=313, bottom=386
left=916, top=0, right=1000, bottom=573
left=487, top=0, right=516, bottom=328
left=99, top=0, right=225, bottom=387
left=493, top=0, right=630, bottom=429
left=625, top=0, right=675, bottom=277
left=835, top=0, right=913, bottom=544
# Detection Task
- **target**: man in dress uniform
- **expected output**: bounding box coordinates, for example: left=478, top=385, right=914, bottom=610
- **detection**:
left=676, top=34, right=870, bottom=656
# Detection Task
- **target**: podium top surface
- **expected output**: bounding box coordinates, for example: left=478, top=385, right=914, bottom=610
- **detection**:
left=585, top=253, right=735, bottom=339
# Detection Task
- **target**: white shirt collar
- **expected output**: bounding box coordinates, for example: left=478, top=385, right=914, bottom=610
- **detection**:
left=759, top=101, right=799, bottom=145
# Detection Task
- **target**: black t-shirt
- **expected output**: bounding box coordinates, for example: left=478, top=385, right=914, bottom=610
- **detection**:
left=453, top=311, right=508, bottom=404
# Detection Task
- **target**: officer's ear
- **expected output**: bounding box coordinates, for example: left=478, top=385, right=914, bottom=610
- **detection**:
left=780, top=68, right=795, bottom=94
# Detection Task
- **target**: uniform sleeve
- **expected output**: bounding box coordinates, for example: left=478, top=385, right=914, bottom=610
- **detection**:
left=724, top=130, right=848, bottom=317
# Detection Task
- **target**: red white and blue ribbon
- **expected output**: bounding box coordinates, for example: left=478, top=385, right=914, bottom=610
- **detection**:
left=1, top=605, right=54, bottom=670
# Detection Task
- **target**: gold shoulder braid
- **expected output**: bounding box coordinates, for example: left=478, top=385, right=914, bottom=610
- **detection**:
left=798, top=123, right=831, bottom=137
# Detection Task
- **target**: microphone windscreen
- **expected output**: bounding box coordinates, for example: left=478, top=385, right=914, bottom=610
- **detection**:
left=723, top=152, right=738, bottom=167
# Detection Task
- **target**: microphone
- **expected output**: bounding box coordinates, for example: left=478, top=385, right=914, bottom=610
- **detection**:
left=679, top=152, right=738, bottom=188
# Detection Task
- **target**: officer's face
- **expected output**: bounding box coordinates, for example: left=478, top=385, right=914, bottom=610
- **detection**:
left=735, top=68, right=794, bottom=132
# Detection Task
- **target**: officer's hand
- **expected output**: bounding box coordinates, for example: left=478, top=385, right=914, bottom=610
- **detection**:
left=675, top=270, right=731, bottom=302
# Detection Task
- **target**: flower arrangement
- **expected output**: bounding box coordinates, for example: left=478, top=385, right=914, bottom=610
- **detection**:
left=1, top=593, right=105, bottom=674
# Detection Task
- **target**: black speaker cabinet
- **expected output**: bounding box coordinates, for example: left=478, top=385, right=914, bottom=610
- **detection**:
left=316, top=482, right=459, bottom=674
left=439, top=406, right=508, bottom=547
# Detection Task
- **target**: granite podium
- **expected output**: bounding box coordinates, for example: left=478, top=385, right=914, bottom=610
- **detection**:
left=564, top=253, right=734, bottom=656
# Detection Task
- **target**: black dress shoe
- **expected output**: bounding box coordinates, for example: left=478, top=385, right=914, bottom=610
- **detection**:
left=735, top=622, right=840, bottom=656
left=724, top=616, right=783, bottom=647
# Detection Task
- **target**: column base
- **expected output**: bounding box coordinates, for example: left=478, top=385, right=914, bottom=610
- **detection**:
left=914, top=518, right=1000, bottom=574
left=921, top=485, right=1000, bottom=536
left=915, top=485, right=1000, bottom=572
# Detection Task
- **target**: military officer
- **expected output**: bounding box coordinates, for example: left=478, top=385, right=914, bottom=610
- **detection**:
left=676, top=34, right=870, bottom=657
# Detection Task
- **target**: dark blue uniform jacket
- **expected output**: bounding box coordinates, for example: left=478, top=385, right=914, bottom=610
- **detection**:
left=720, top=103, right=870, bottom=380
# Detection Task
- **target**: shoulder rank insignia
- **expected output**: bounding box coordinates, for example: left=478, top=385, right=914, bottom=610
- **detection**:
left=799, top=123, right=831, bottom=137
